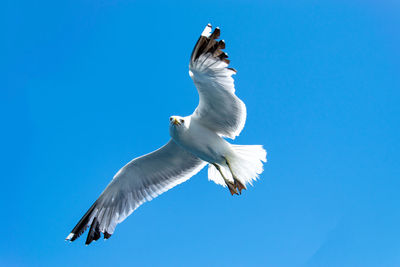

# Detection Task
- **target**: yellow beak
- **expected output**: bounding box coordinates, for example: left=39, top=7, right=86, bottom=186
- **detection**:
left=172, top=118, right=181, bottom=125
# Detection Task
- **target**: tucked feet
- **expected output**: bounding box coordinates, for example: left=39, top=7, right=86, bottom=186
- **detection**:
left=226, top=181, right=239, bottom=195
left=224, top=157, right=247, bottom=195
left=212, top=163, right=239, bottom=196
left=234, top=178, right=246, bottom=194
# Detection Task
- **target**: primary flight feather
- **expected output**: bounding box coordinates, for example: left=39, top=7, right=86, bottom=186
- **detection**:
left=66, top=24, right=267, bottom=245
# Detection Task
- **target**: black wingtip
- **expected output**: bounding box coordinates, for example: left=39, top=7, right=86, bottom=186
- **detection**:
left=67, top=200, right=114, bottom=245
left=104, top=231, right=112, bottom=240
left=67, top=201, right=98, bottom=243
left=190, top=25, right=233, bottom=68
left=85, top=217, right=101, bottom=245
left=209, top=27, right=220, bottom=40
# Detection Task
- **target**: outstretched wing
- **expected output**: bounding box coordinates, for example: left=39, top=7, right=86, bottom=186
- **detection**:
left=66, top=140, right=205, bottom=245
left=189, top=24, right=247, bottom=139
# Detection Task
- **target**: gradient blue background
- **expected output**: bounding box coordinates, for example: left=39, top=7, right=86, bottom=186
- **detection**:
left=2, top=0, right=400, bottom=266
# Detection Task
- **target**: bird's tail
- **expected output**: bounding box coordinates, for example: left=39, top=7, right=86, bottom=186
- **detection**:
left=227, top=144, right=267, bottom=186
left=208, top=145, right=267, bottom=188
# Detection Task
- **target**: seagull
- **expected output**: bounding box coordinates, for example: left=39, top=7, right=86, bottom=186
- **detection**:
left=66, top=24, right=267, bottom=245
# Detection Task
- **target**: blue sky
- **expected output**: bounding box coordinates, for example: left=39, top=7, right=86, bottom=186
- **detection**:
left=2, top=0, right=400, bottom=266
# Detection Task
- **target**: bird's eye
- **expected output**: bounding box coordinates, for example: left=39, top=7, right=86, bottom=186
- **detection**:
left=180, top=119, right=184, bottom=123
left=169, top=117, right=173, bottom=121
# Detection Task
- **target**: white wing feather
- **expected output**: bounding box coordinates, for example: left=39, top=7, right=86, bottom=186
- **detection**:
left=66, top=140, right=205, bottom=244
left=189, top=25, right=246, bottom=139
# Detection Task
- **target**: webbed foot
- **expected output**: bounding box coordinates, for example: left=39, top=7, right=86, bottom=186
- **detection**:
left=227, top=181, right=239, bottom=195
left=234, top=178, right=246, bottom=194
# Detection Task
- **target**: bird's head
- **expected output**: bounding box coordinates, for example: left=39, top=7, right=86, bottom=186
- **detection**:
left=169, top=116, right=190, bottom=138
left=169, top=116, right=186, bottom=127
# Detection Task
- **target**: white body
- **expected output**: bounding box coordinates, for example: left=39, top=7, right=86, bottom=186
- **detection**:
left=169, top=116, right=231, bottom=164
left=169, top=115, right=266, bottom=187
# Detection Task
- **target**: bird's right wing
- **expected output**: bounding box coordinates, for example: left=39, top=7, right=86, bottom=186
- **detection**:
left=189, top=24, right=247, bottom=140
left=66, top=140, right=206, bottom=245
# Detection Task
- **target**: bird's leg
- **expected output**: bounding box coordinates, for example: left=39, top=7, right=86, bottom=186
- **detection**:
left=212, top=163, right=238, bottom=196
left=224, top=158, right=246, bottom=194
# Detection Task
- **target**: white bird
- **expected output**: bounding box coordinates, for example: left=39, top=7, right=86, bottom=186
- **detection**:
left=66, top=24, right=267, bottom=245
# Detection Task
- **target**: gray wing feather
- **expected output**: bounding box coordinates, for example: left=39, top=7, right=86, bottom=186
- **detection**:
left=66, top=140, right=205, bottom=244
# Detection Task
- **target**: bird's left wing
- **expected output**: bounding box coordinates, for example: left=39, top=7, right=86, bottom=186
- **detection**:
left=66, top=140, right=205, bottom=245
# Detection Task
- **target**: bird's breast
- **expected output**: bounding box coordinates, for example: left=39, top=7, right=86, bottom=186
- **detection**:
left=170, top=120, right=229, bottom=164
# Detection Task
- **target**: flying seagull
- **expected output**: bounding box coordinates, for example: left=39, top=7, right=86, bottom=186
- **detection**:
left=66, top=24, right=267, bottom=245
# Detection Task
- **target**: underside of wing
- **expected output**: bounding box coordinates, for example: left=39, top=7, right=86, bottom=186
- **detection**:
left=66, top=140, right=205, bottom=245
left=189, top=24, right=247, bottom=139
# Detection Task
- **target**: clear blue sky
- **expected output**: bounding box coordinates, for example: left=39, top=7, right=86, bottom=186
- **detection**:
left=2, top=0, right=400, bottom=266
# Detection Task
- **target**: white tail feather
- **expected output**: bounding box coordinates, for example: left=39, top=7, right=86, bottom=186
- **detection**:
left=208, top=145, right=267, bottom=187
